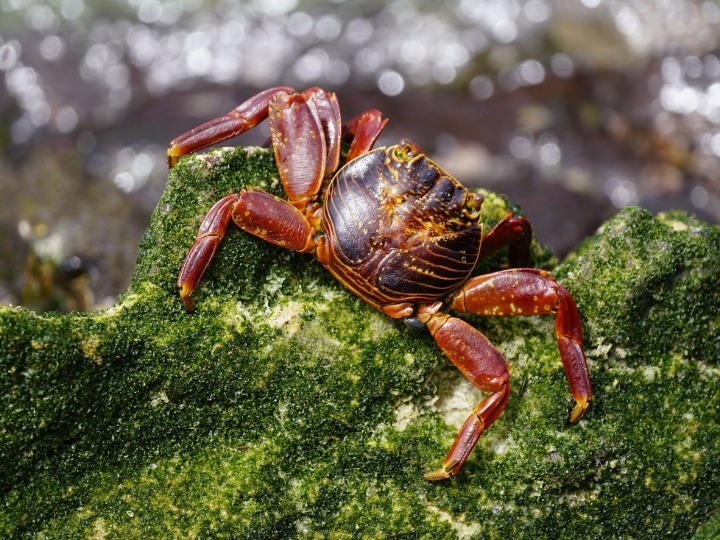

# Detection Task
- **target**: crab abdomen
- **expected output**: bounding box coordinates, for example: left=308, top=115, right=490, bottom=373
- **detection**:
left=321, top=145, right=483, bottom=310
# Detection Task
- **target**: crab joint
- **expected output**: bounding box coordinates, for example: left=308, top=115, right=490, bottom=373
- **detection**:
left=416, top=301, right=448, bottom=335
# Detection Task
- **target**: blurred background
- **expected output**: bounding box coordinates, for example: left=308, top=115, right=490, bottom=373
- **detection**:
left=1, top=0, right=719, bottom=312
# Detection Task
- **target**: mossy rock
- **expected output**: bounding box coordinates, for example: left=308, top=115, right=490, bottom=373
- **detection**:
left=1, top=147, right=718, bottom=539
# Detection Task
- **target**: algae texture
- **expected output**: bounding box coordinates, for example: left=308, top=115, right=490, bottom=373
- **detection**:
left=1, top=147, right=719, bottom=539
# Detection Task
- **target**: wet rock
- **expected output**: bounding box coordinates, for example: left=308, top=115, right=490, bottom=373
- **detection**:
left=1, top=147, right=718, bottom=538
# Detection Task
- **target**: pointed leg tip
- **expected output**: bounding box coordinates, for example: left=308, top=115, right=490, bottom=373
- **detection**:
left=423, top=458, right=461, bottom=481
left=567, top=397, right=591, bottom=424
left=423, top=468, right=452, bottom=482
left=167, top=148, right=181, bottom=169
left=179, top=288, right=196, bottom=312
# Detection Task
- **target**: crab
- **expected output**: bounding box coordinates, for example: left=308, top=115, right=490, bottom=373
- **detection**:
left=167, top=86, right=592, bottom=481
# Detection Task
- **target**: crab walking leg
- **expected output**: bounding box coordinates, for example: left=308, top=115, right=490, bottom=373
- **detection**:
left=343, top=109, right=388, bottom=162
left=479, top=213, right=533, bottom=267
left=178, top=194, right=239, bottom=311
left=421, top=311, right=511, bottom=481
left=451, top=268, right=593, bottom=422
left=178, top=189, right=315, bottom=311
left=231, top=189, right=316, bottom=251
left=167, top=86, right=294, bottom=168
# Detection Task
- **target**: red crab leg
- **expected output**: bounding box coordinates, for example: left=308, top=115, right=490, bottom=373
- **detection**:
left=343, top=109, right=387, bottom=162
left=480, top=213, right=533, bottom=267
left=178, top=189, right=315, bottom=311
left=420, top=310, right=511, bottom=481
left=167, top=86, right=294, bottom=167
left=451, top=268, right=592, bottom=423
left=177, top=194, right=239, bottom=311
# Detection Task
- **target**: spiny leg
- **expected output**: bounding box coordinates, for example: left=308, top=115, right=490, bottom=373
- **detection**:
left=479, top=213, right=533, bottom=267
left=451, top=268, right=592, bottom=422
left=178, top=189, right=315, bottom=311
left=419, top=308, right=511, bottom=481
left=167, top=86, right=294, bottom=167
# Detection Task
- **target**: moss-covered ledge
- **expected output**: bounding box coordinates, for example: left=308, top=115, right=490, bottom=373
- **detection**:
left=1, top=147, right=719, bottom=539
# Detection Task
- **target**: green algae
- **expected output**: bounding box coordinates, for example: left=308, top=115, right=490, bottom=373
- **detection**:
left=1, top=147, right=718, bottom=539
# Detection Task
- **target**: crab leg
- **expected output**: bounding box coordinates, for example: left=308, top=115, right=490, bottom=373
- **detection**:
left=480, top=213, right=533, bottom=267
left=343, top=109, right=388, bottom=162
left=167, top=86, right=294, bottom=167
left=178, top=189, right=315, bottom=311
left=451, top=268, right=592, bottom=423
left=176, top=194, right=237, bottom=310
left=419, top=309, right=511, bottom=481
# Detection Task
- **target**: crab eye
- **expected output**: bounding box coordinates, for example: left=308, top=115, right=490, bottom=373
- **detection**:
left=467, top=193, right=483, bottom=209
left=393, top=139, right=422, bottom=163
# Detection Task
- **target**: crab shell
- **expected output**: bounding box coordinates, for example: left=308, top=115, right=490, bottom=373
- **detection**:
left=321, top=142, right=483, bottom=318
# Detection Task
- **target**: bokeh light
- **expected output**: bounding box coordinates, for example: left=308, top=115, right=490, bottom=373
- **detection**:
left=1, top=0, right=720, bottom=309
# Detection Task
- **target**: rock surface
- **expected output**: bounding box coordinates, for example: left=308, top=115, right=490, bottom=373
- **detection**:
left=1, top=147, right=718, bottom=538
